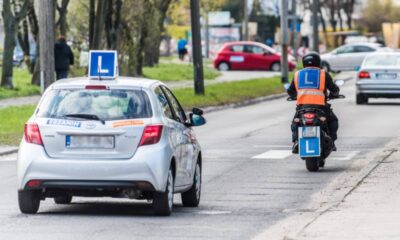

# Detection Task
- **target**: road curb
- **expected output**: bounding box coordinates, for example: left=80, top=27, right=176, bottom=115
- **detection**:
left=0, top=148, right=18, bottom=157
left=202, top=92, right=287, bottom=114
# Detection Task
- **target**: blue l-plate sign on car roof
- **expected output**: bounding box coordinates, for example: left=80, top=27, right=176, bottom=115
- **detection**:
left=88, top=50, right=118, bottom=79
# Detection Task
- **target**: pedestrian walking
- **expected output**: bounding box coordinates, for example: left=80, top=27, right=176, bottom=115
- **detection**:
left=177, top=37, right=188, bottom=61
left=54, top=36, right=74, bottom=80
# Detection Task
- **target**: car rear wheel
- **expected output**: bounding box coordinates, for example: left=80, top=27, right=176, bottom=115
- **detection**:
left=218, top=62, right=230, bottom=71
left=18, top=190, right=41, bottom=214
left=153, top=168, right=174, bottom=216
left=271, top=62, right=281, bottom=72
left=356, top=94, right=368, bottom=105
left=181, top=162, right=201, bottom=207
left=54, top=195, right=72, bottom=204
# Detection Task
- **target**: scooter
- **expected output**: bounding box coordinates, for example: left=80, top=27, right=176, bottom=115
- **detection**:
left=284, top=80, right=345, bottom=172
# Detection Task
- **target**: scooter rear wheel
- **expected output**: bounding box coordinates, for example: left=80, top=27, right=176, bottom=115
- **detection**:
left=306, top=158, right=319, bottom=172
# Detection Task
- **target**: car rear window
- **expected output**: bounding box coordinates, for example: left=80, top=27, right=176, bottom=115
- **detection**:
left=37, top=89, right=152, bottom=121
left=364, top=55, right=400, bottom=67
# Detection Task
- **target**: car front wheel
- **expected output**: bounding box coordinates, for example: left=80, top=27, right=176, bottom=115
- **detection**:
left=271, top=62, right=281, bottom=72
left=153, top=168, right=174, bottom=216
left=181, top=161, right=201, bottom=207
left=18, top=190, right=41, bottom=214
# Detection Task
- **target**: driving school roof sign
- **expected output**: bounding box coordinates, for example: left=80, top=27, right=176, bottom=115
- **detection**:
left=88, top=50, right=118, bottom=79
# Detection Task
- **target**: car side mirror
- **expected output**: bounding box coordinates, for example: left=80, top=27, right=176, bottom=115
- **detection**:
left=263, top=51, right=270, bottom=56
left=334, top=80, right=345, bottom=86
left=190, top=113, right=206, bottom=127
left=354, top=66, right=360, bottom=71
left=192, top=107, right=203, bottom=116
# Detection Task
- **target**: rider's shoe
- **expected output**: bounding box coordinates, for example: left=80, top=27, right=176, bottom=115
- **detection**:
left=292, top=141, right=299, bottom=154
left=332, top=142, right=337, bottom=151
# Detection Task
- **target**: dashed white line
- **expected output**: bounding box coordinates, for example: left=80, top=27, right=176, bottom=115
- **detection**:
left=252, top=150, right=293, bottom=160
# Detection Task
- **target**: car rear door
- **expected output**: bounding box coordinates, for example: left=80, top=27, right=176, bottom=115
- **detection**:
left=353, top=45, right=376, bottom=68
left=161, top=86, right=195, bottom=187
left=330, top=45, right=357, bottom=71
left=228, top=44, right=250, bottom=70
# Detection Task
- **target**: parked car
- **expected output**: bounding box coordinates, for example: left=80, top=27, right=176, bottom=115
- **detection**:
left=356, top=53, right=400, bottom=104
left=321, top=43, right=392, bottom=72
left=213, top=41, right=297, bottom=72
left=17, top=77, right=206, bottom=216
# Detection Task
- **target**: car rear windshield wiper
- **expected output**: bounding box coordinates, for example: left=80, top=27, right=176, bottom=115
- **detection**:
left=64, top=114, right=105, bottom=125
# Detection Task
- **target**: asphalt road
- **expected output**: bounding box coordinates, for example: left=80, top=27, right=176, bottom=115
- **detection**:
left=1, top=77, right=400, bottom=240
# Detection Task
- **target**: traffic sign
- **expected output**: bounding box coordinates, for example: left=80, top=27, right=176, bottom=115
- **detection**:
left=88, top=50, right=118, bottom=79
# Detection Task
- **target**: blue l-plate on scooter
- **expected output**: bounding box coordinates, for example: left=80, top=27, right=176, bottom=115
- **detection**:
left=298, top=126, right=321, bottom=158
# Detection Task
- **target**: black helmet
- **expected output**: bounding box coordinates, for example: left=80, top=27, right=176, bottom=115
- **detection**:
left=302, top=52, right=321, bottom=68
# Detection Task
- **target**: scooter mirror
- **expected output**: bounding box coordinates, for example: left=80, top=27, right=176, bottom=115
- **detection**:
left=283, top=83, right=291, bottom=90
left=334, top=80, right=345, bottom=87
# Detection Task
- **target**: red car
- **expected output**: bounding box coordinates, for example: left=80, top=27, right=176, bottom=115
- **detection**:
left=213, top=41, right=296, bottom=71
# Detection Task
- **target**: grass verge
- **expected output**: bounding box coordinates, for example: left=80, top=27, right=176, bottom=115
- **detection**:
left=0, top=105, right=35, bottom=146
left=0, top=77, right=285, bottom=146
left=174, top=76, right=284, bottom=109
left=143, top=63, right=220, bottom=81
left=0, top=68, right=40, bottom=100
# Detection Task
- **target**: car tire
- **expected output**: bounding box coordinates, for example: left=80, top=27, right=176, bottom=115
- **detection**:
left=271, top=62, right=281, bottom=72
left=218, top=62, right=230, bottom=71
left=181, top=161, right=201, bottom=207
left=153, top=168, right=174, bottom=216
left=321, top=61, right=330, bottom=72
left=18, top=190, right=41, bottom=214
left=54, top=195, right=72, bottom=204
left=356, top=94, right=368, bottom=105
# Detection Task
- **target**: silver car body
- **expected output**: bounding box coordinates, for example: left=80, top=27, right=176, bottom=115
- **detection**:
left=18, top=77, right=202, bottom=194
left=356, top=53, right=400, bottom=99
left=321, top=43, right=392, bottom=72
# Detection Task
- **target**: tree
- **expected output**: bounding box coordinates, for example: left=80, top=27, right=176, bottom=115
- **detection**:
left=360, top=0, right=400, bottom=32
left=1, top=0, right=29, bottom=88
left=56, top=0, right=70, bottom=36
left=90, top=0, right=107, bottom=49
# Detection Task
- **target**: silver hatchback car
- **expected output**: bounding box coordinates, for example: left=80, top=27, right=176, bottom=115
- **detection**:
left=18, top=77, right=206, bottom=216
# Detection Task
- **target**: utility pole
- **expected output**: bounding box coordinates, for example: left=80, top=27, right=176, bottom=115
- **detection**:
left=280, top=0, right=289, bottom=83
left=38, top=0, right=55, bottom=90
left=291, top=0, right=298, bottom=59
left=243, top=0, right=248, bottom=41
left=190, top=0, right=205, bottom=95
left=312, top=0, right=319, bottom=52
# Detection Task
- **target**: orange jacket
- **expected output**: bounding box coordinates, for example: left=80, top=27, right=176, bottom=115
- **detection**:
left=294, top=68, right=326, bottom=106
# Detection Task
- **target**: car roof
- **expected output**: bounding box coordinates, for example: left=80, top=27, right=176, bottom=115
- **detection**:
left=50, top=76, right=163, bottom=89
left=341, top=42, right=382, bottom=48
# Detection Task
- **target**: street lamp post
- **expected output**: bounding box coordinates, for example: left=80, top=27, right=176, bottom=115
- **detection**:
left=312, top=0, right=319, bottom=52
left=190, top=0, right=205, bottom=95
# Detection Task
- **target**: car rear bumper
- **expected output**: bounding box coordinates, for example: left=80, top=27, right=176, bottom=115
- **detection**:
left=17, top=140, right=173, bottom=192
left=357, top=81, right=400, bottom=97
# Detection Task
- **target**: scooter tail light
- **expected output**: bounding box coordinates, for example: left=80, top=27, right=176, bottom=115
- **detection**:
left=304, top=113, right=315, bottom=119
left=139, top=125, right=163, bottom=146
left=24, top=124, right=43, bottom=145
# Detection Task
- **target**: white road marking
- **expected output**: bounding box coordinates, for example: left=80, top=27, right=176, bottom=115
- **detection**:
left=197, top=210, right=232, bottom=215
left=253, top=145, right=291, bottom=148
left=330, top=151, right=360, bottom=161
left=0, top=153, right=17, bottom=162
left=252, top=150, right=292, bottom=159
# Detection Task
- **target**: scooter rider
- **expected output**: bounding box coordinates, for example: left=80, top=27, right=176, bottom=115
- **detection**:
left=287, top=52, right=340, bottom=153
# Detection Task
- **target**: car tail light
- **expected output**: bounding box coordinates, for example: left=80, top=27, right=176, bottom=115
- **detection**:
left=358, top=71, right=370, bottom=79
left=27, top=180, right=41, bottom=188
left=85, top=85, right=107, bottom=90
left=24, top=124, right=43, bottom=145
left=139, top=125, right=163, bottom=146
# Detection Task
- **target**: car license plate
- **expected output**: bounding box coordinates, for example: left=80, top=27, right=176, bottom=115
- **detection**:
left=377, top=73, right=397, bottom=80
left=66, top=135, right=115, bottom=149
left=302, top=127, right=318, bottom=138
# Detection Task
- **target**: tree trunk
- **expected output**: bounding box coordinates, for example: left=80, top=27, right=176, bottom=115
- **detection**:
left=91, top=0, right=107, bottom=49
left=56, top=0, right=70, bottom=36
left=89, top=0, right=95, bottom=47
left=1, top=0, right=16, bottom=88
left=39, top=0, right=55, bottom=89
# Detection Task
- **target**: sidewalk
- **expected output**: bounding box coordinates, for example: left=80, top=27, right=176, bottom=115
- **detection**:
left=0, top=145, right=18, bottom=156
left=298, top=149, right=400, bottom=240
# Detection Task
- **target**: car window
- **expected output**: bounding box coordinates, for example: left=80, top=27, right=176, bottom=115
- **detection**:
left=37, top=89, right=152, bottom=121
left=231, top=45, right=244, bottom=53
left=354, top=46, right=375, bottom=53
left=336, top=46, right=355, bottom=54
left=161, top=86, right=187, bottom=123
left=154, top=86, right=174, bottom=119
left=364, top=55, right=400, bottom=67
left=252, top=46, right=265, bottom=54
